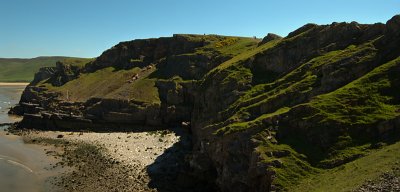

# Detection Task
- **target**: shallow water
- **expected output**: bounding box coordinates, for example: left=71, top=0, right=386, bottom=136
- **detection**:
left=0, top=85, right=59, bottom=192
left=0, top=85, right=24, bottom=123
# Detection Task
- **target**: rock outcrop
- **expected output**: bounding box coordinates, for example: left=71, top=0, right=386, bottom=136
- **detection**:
left=11, top=15, right=400, bottom=191
left=258, top=33, right=282, bottom=46
left=11, top=34, right=255, bottom=131
left=188, top=15, right=400, bottom=192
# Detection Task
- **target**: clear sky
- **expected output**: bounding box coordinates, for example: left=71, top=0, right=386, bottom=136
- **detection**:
left=0, top=0, right=399, bottom=58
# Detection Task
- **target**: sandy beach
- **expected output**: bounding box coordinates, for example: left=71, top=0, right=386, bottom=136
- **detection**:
left=12, top=128, right=191, bottom=192
left=0, top=82, right=29, bottom=86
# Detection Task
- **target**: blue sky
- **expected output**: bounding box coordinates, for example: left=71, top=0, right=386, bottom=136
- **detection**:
left=0, top=0, right=399, bottom=58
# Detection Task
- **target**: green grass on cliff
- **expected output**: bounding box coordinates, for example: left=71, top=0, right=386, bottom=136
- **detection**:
left=44, top=66, right=160, bottom=103
left=215, top=107, right=290, bottom=135
left=177, top=34, right=260, bottom=59
left=38, top=35, right=260, bottom=104
left=257, top=142, right=319, bottom=190
left=258, top=57, right=400, bottom=191
left=60, top=57, right=94, bottom=68
left=254, top=130, right=322, bottom=190
left=0, top=56, right=89, bottom=82
left=199, top=37, right=281, bottom=92
left=206, top=39, right=379, bottom=139
left=145, top=35, right=260, bottom=81
left=225, top=42, right=377, bottom=117
left=201, top=36, right=260, bottom=57
left=308, top=43, right=377, bottom=70
left=309, top=56, right=400, bottom=125
left=289, top=141, right=400, bottom=192
left=213, top=38, right=281, bottom=72
left=204, top=37, right=400, bottom=191
left=256, top=136, right=400, bottom=192
left=214, top=42, right=379, bottom=136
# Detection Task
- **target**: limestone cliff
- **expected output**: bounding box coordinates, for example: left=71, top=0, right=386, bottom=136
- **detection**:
left=11, top=16, right=400, bottom=191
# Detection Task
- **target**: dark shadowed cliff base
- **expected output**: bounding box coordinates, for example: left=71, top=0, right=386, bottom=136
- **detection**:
left=9, top=15, right=400, bottom=191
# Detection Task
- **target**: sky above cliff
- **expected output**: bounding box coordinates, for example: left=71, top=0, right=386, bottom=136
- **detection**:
left=0, top=0, right=399, bottom=58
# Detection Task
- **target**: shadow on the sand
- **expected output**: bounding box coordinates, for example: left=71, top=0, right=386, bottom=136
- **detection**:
left=146, top=127, right=218, bottom=192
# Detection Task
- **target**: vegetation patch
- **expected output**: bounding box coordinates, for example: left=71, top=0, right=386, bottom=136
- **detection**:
left=309, top=56, right=400, bottom=125
left=215, top=37, right=239, bottom=48
left=41, top=66, right=160, bottom=103
left=215, top=107, right=290, bottom=135
left=203, top=37, right=399, bottom=191
left=289, top=141, right=400, bottom=192
left=255, top=133, right=320, bottom=191
left=60, top=58, right=94, bottom=68
left=211, top=38, right=280, bottom=72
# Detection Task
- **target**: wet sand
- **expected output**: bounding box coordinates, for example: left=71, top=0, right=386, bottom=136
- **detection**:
left=0, top=84, right=64, bottom=192
left=0, top=126, right=64, bottom=192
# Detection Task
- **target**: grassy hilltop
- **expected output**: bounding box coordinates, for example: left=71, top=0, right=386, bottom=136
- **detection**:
left=0, top=56, right=91, bottom=82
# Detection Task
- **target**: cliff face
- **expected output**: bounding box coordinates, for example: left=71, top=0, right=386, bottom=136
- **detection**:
left=12, top=16, right=400, bottom=191
left=86, top=34, right=207, bottom=72
left=12, top=34, right=259, bottom=131
left=85, top=34, right=235, bottom=80
left=189, top=16, right=400, bottom=191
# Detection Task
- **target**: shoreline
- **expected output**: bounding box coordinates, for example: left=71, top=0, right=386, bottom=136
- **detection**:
left=10, top=128, right=190, bottom=191
left=0, top=82, right=30, bottom=86
left=0, top=127, right=64, bottom=192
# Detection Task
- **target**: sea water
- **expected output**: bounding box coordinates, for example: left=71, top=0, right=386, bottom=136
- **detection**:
left=0, top=85, right=57, bottom=192
left=0, top=85, right=24, bottom=123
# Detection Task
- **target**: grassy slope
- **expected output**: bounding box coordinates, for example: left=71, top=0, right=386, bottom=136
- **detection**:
left=40, top=35, right=261, bottom=104
left=213, top=41, right=378, bottom=136
left=198, top=32, right=399, bottom=190
left=257, top=56, right=400, bottom=191
left=150, top=36, right=260, bottom=80
left=0, top=57, right=90, bottom=82
left=45, top=67, right=160, bottom=103
left=309, top=56, right=400, bottom=125
left=291, top=141, right=400, bottom=192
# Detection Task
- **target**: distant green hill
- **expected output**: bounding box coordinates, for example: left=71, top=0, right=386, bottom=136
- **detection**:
left=0, top=56, right=91, bottom=82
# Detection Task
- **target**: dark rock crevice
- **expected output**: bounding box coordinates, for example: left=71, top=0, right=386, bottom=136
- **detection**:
left=147, top=127, right=220, bottom=192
